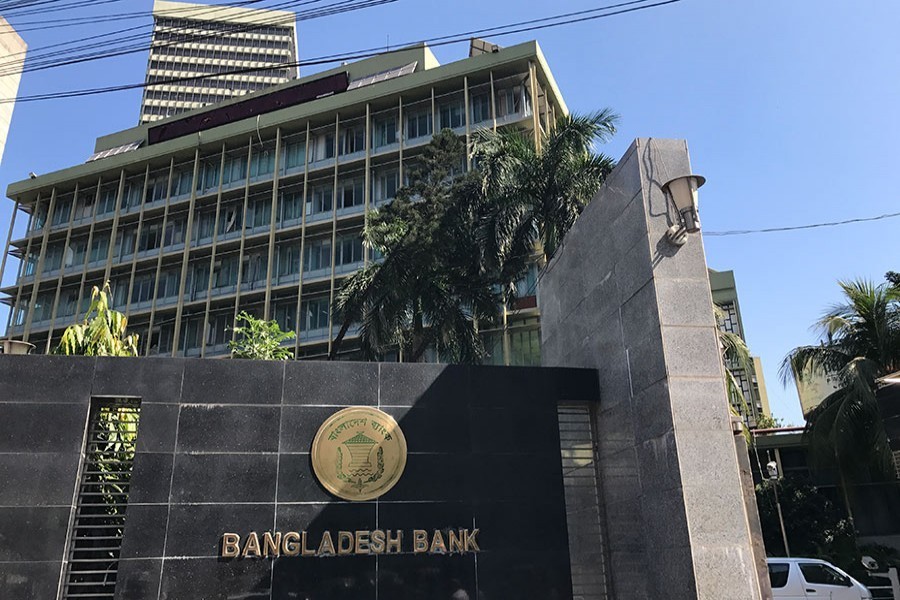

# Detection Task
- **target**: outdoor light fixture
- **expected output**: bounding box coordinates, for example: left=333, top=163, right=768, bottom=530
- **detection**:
left=0, top=339, right=35, bottom=355
left=662, top=174, right=706, bottom=246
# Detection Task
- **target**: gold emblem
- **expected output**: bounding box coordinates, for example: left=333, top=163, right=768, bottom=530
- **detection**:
left=311, top=407, right=407, bottom=501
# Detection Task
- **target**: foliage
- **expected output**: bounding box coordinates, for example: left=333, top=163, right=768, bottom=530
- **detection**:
left=886, top=271, right=900, bottom=288
left=755, top=413, right=785, bottom=429
left=472, top=110, right=618, bottom=298
left=756, top=477, right=857, bottom=562
left=228, top=311, right=295, bottom=360
left=781, top=279, right=899, bottom=481
left=54, top=282, right=139, bottom=356
left=330, top=130, right=500, bottom=362
left=715, top=304, right=756, bottom=431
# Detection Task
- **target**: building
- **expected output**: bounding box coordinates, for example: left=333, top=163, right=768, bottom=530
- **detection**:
left=0, top=41, right=561, bottom=361
left=0, top=15, right=26, bottom=164
left=710, top=268, right=771, bottom=426
left=139, top=0, right=299, bottom=124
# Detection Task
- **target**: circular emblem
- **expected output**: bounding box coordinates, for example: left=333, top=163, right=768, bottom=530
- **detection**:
left=311, top=407, right=407, bottom=501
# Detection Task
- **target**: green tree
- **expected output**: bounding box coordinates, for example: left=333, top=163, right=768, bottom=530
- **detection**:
left=472, top=110, right=618, bottom=294
left=782, top=279, right=899, bottom=482
left=55, top=282, right=139, bottom=356
left=329, top=130, right=500, bottom=362
left=756, top=477, right=857, bottom=562
left=228, top=311, right=295, bottom=360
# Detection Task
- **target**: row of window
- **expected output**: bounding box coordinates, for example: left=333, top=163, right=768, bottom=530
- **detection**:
left=151, top=44, right=293, bottom=63
left=153, top=30, right=295, bottom=51
left=155, top=18, right=294, bottom=40
left=147, top=63, right=293, bottom=80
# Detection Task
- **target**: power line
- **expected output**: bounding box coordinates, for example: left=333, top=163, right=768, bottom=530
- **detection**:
left=706, top=211, right=900, bottom=237
left=1, top=0, right=683, bottom=104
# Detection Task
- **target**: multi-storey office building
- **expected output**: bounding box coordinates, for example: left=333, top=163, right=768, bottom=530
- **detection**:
left=1, top=41, right=563, bottom=362
left=139, top=0, right=299, bottom=124
left=710, top=268, right=771, bottom=426
left=0, top=15, right=26, bottom=164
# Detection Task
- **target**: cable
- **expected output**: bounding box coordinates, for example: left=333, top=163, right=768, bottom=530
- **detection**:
left=0, top=0, right=683, bottom=104
left=705, top=211, right=900, bottom=237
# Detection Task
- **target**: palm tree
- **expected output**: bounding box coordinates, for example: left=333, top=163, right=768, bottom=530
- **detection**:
left=55, top=282, right=139, bottom=356
left=716, top=305, right=756, bottom=429
left=782, top=279, right=900, bottom=482
left=472, top=110, right=618, bottom=297
left=329, top=131, right=500, bottom=362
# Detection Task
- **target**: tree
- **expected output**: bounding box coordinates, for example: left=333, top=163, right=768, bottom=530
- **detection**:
left=756, top=477, right=857, bottom=562
left=472, top=110, right=618, bottom=297
left=228, top=311, right=295, bottom=360
left=716, top=304, right=757, bottom=428
left=782, top=279, right=900, bottom=482
left=329, top=130, right=500, bottom=362
left=55, top=282, right=139, bottom=356
left=886, top=271, right=900, bottom=288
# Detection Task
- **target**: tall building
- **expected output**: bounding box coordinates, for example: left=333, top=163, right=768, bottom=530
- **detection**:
left=710, top=268, right=771, bottom=426
left=1, top=41, right=561, bottom=360
left=0, top=16, right=26, bottom=164
left=139, top=0, right=299, bottom=124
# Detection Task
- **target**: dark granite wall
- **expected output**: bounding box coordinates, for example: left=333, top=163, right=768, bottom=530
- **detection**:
left=0, top=355, right=599, bottom=600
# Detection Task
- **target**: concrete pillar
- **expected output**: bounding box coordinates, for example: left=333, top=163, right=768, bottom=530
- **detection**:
left=540, top=138, right=768, bottom=600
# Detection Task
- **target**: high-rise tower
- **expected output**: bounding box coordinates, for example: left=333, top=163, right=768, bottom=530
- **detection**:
left=0, top=15, right=26, bottom=164
left=139, top=0, right=298, bottom=124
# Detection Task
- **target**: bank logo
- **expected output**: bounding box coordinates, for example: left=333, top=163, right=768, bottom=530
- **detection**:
left=311, top=407, right=407, bottom=501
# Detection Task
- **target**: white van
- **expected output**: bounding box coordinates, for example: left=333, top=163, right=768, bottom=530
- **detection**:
left=767, top=558, right=872, bottom=599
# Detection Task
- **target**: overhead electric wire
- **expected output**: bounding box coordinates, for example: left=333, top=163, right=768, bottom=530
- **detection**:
left=0, top=0, right=389, bottom=77
left=0, top=0, right=682, bottom=103
left=706, top=211, right=900, bottom=237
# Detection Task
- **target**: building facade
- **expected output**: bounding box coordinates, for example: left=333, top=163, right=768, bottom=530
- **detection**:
left=0, top=15, right=26, bottom=165
left=1, top=41, right=561, bottom=363
left=710, top=268, right=771, bottom=426
left=139, top=0, right=299, bottom=124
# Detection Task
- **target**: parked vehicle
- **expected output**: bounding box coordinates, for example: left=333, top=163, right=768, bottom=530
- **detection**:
left=767, top=558, right=873, bottom=599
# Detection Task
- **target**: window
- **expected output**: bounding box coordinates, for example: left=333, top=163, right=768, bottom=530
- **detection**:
left=300, top=296, right=329, bottom=332
left=406, top=110, right=432, bottom=139
left=337, top=179, right=364, bottom=211
left=196, top=160, right=220, bottom=191
left=196, top=209, right=215, bottom=240
left=213, top=257, right=239, bottom=288
left=374, top=116, right=397, bottom=147
left=335, top=235, right=363, bottom=266
left=280, top=191, right=303, bottom=222
left=138, top=223, right=162, bottom=252
left=277, top=244, right=301, bottom=277
left=496, top=85, right=528, bottom=118
left=222, top=155, right=247, bottom=185
left=767, top=564, right=789, bottom=589
left=251, top=198, right=272, bottom=228
left=98, top=186, right=118, bottom=215
left=164, top=219, right=185, bottom=246
left=157, top=268, right=181, bottom=299
left=219, top=204, right=241, bottom=235
left=439, top=101, right=464, bottom=130
left=799, top=564, right=851, bottom=587
left=147, top=175, right=168, bottom=204
left=172, top=167, right=193, bottom=197
left=52, top=196, right=73, bottom=226
left=250, top=149, right=275, bottom=179
left=471, top=93, right=491, bottom=124
left=339, top=126, right=365, bottom=156
left=131, top=275, right=155, bottom=304
left=274, top=301, right=297, bottom=333
left=74, top=191, right=95, bottom=220
left=307, top=186, right=333, bottom=216
left=303, top=239, right=332, bottom=273
left=282, top=140, right=305, bottom=170
left=89, top=235, right=109, bottom=263
left=373, top=170, right=399, bottom=204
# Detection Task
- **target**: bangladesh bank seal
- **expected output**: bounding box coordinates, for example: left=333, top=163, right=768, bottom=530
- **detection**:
left=311, top=406, right=407, bottom=501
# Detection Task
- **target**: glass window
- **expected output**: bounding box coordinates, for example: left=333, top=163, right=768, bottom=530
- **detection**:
left=799, top=564, right=851, bottom=587
left=339, top=126, right=365, bottom=156
left=250, top=149, right=275, bottom=179
left=89, top=235, right=109, bottom=263
left=768, top=564, right=790, bottom=589
left=222, top=155, right=247, bottom=185
left=337, top=180, right=364, bottom=210
left=406, top=110, right=432, bottom=139
left=251, top=198, right=272, bottom=228
left=274, top=301, right=297, bottom=333
left=98, top=186, right=118, bottom=215
left=213, top=257, right=239, bottom=288
left=336, top=235, right=363, bottom=266
left=277, top=244, right=301, bottom=276
left=138, top=223, right=162, bottom=252
left=300, top=296, right=330, bottom=331
left=439, top=101, right=464, bottom=130
left=471, top=93, right=491, bottom=123
left=280, top=191, right=303, bottom=222
left=164, top=219, right=185, bottom=246
left=283, top=140, right=305, bottom=170
left=374, top=116, right=397, bottom=147
left=303, top=239, right=332, bottom=272
left=373, top=170, right=399, bottom=204
left=306, top=186, right=333, bottom=216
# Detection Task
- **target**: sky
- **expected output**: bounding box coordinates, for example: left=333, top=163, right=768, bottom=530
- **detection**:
left=0, top=0, right=898, bottom=425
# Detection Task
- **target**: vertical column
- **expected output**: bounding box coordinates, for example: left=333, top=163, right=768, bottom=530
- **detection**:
left=529, top=62, right=541, bottom=151
left=326, top=115, right=339, bottom=354
left=263, top=128, right=283, bottom=322
left=146, top=158, right=175, bottom=356
left=103, top=171, right=127, bottom=285
left=0, top=199, right=20, bottom=304
left=398, top=97, right=404, bottom=185
left=6, top=203, right=32, bottom=333
left=125, top=166, right=151, bottom=319
left=231, top=138, right=254, bottom=341
left=464, top=76, right=472, bottom=169
left=74, top=179, right=103, bottom=322
left=201, top=143, right=227, bottom=357
left=23, top=188, right=57, bottom=341
left=489, top=71, right=497, bottom=132
left=363, top=103, right=372, bottom=264
left=292, top=123, right=311, bottom=358
left=171, top=148, right=201, bottom=356
left=431, top=88, right=437, bottom=136
left=45, top=184, right=81, bottom=353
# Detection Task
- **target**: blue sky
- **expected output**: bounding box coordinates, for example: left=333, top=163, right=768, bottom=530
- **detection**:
left=1, top=0, right=898, bottom=424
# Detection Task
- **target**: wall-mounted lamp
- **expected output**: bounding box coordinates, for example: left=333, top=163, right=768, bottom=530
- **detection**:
left=662, top=174, right=706, bottom=246
left=0, top=339, right=35, bottom=355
